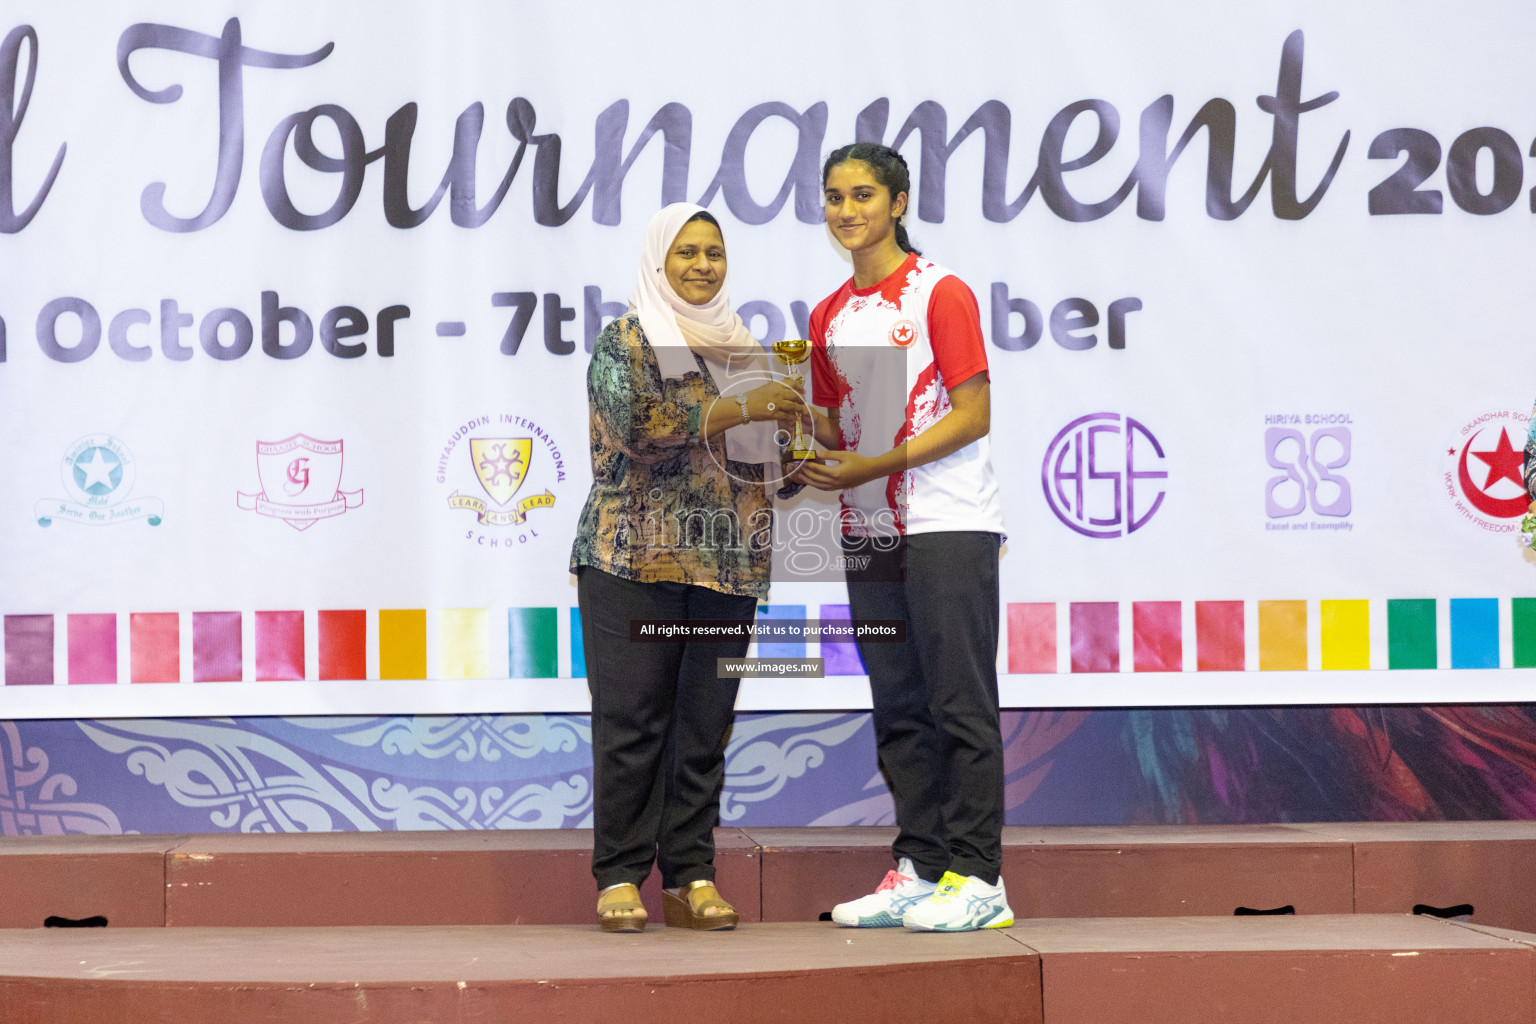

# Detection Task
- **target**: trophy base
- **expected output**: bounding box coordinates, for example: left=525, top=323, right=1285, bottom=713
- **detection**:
left=787, top=445, right=818, bottom=461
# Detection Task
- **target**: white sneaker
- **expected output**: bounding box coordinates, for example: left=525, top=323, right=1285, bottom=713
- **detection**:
left=902, top=871, right=1014, bottom=932
left=830, top=857, right=937, bottom=927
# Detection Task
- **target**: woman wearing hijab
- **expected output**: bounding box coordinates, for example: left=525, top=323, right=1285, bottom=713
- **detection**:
left=571, top=203, right=806, bottom=932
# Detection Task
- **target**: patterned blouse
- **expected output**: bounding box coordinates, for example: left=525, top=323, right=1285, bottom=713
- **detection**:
left=1527, top=396, right=1536, bottom=500
left=570, top=314, right=786, bottom=599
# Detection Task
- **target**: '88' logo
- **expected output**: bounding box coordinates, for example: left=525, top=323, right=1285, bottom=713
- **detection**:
left=1265, top=426, right=1351, bottom=518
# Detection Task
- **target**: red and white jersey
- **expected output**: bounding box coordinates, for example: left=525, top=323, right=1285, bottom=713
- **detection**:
left=809, top=253, right=1006, bottom=538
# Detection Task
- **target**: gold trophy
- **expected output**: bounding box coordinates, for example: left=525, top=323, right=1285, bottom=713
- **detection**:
left=771, top=339, right=817, bottom=461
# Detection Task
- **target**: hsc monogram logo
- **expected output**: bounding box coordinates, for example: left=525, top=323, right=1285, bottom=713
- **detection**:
left=1041, top=412, right=1168, bottom=539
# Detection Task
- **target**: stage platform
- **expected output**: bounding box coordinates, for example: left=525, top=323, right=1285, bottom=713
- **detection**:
left=6, top=825, right=1536, bottom=1021
left=1, top=915, right=1531, bottom=1023
left=4, top=822, right=1536, bottom=930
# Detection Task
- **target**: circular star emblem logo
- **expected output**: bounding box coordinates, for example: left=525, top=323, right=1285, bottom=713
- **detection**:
left=888, top=320, right=917, bottom=348
left=61, top=435, right=135, bottom=506
left=1445, top=412, right=1531, bottom=533
left=72, top=447, right=122, bottom=496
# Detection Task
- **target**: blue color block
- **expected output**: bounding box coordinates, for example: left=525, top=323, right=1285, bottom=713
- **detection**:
left=756, top=604, right=806, bottom=658
left=569, top=607, right=586, bottom=678
left=1449, top=598, right=1499, bottom=669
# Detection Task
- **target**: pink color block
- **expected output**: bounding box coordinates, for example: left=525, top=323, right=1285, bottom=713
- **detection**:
left=1196, top=601, right=1246, bottom=671
left=256, top=611, right=305, bottom=681
left=1070, top=602, right=1120, bottom=673
left=1006, top=603, right=1056, bottom=673
left=4, top=615, right=54, bottom=686
left=1132, top=602, right=1182, bottom=672
left=193, top=612, right=243, bottom=682
left=67, top=614, right=117, bottom=685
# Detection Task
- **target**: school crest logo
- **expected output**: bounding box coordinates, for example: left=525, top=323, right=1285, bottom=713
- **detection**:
left=472, top=438, right=532, bottom=507
left=449, top=437, right=553, bottom=526
left=1444, top=411, right=1530, bottom=534
left=37, top=434, right=163, bottom=527
left=888, top=319, right=918, bottom=348
left=237, top=435, right=363, bottom=530
left=440, top=414, right=564, bottom=543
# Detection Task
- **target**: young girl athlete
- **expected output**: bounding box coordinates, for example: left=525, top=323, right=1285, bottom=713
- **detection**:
left=797, top=143, right=1011, bottom=932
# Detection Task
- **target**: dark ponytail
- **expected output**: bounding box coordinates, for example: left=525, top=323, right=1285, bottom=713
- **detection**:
left=821, top=143, right=920, bottom=256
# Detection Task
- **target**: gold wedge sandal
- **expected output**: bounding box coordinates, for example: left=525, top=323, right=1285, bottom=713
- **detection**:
left=597, top=882, right=647, bottom=933
left=662, top=879, right=739, bottom=930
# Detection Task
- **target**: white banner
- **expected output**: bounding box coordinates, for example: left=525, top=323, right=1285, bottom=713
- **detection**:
left=3, top=0, right=1534, bottom=716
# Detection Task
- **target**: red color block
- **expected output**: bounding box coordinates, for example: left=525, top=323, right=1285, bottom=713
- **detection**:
left=130, top=613, right=180, bottom=683
left=67, top=614, right=117, bottom=685
left=1007, top=603, right=1056, bottom=673
left=1197, top=601, right=1246, bottom=671
left=193, top=612, right=243, bottom=682
left=318, top=610, right=367, bottom=680
left=255, top=611, right=305, bottom=681
left=1132, top=602, right=1182, bottom=672
left=1070, top=602, right=1120, bottom=673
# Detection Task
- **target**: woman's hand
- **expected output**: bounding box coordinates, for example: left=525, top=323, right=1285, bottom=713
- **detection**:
left=701, top=381, right=810, bottom=442
left=742, top=381, right=809, bottom=431
left=795, top=449, right=891, bottom=491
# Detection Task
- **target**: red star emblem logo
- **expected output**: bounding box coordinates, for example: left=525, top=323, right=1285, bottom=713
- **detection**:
left=889, top=320, right=916, bottom=348
left=1470, top=427, right=1524, bottom=491
left=1457, top=426, right=1529, bottom=519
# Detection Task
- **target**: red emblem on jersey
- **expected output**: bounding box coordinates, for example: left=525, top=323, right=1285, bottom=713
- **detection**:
left=888, top=320, right=917, bottom=348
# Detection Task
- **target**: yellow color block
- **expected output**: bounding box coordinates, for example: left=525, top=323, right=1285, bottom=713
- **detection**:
left=1258, top=600, right=1307, bottom=671
left=439, top=608, right=490, bottom=679
left=1320, top=600, right=1370, bottom=670
left=378, top=609, right=427, bottom=680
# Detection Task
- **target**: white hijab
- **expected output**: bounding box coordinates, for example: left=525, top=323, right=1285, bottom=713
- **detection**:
left=629, top=202, right=779, bottom=466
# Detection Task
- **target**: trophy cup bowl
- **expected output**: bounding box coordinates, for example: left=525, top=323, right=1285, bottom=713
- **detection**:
left=771, top=339, right=816, bottom=460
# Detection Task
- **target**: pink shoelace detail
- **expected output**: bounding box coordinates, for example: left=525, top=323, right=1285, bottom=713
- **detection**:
left=874, top=869, right=913, bottom=893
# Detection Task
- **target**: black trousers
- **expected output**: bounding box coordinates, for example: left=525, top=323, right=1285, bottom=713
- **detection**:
left=844, top=531, right=1004, bottom=885
left=579, top=566, right=754, bottom=890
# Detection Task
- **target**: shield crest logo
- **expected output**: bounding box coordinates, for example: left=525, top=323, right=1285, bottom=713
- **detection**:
left=471, top=438, right=532, bottom=507
left=256, top=436, right=344, bottom=508
left=238, top=434, right=362, bottom=530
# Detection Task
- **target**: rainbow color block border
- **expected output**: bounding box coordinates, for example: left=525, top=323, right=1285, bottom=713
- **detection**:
left=3, top=598, right=1534, bottom=686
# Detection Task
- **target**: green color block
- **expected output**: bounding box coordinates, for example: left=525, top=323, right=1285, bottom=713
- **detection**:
left=508, top=607, right=557, bottom=678
left=1514, top=599, right=1536, bottom=668
left=1387, top=599, right=1437, bottom=670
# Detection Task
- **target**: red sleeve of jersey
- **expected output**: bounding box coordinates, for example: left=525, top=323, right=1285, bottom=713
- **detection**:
left=808, top=293, right=842, bottom=408
left=926, top=276, right=989, bottom=389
